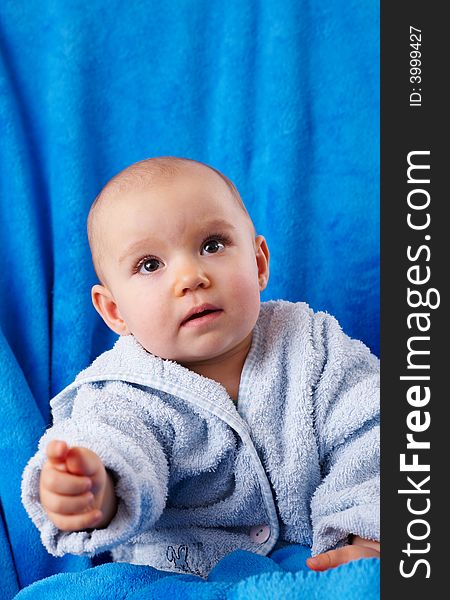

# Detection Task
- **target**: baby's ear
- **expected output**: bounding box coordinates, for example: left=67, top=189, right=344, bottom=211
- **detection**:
left=255, top=235, right=270, bottom=291
left=91, top=284, right=130, bottom=336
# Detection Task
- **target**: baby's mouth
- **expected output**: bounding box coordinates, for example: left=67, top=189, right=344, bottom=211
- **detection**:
left=181, top=304, right=223, bottom=326
left=185, top=309, right=217, bottom=322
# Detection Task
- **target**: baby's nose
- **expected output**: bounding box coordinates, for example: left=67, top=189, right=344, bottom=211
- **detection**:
left=173, top=260, right=210, bottom=296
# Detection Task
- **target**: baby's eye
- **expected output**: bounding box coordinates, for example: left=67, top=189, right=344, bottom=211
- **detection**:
left=201, top=238, right=227, bottom=255
left=137, top=257, right=162, bottom=274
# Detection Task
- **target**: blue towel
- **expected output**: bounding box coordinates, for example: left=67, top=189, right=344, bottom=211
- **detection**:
left=13, top=545, right=380, bottom=600
left=0, top=1, right=379, bottom=597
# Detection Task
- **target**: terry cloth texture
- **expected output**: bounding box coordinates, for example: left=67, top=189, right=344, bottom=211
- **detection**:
left=22, top=301, right=380, bottom=579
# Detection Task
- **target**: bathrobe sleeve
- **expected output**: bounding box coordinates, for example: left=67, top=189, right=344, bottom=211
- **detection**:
left=21, top=381, right=169, bottom=557
left=309, top=313, right=380, bottom=555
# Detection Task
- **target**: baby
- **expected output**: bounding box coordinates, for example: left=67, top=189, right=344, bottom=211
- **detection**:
left=22, top=157, right=380, bottom=578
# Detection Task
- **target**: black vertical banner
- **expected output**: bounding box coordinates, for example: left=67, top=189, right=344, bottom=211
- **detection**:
left=381, top=2, right=447, bottom=597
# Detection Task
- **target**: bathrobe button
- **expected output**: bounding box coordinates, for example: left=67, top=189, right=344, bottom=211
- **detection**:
left=249, top=525, right=271, bottom=544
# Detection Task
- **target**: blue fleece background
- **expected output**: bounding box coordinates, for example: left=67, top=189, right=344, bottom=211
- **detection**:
left=0, top=1, right=379, bottom=597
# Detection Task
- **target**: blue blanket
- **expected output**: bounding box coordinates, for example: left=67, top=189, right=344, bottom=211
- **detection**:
left=0, top=1, right=379, bottom=598
left=14, top=546, right=380, bottom=600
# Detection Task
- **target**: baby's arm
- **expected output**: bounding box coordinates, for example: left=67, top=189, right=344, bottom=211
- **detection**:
left=308, top=313, right=380, bottom=568
left=306, top=536, right=380, bottom=571
left=22, top=381, right=170, bottom=557
left=40, top=440, right=117, bottom=531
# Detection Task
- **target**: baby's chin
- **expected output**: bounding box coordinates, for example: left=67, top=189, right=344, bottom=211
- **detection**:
left=134, top=330, right=253, bottom=365
left=148, top=348, right=234, bottom=367
left=136, top=341, right=212, bottom=364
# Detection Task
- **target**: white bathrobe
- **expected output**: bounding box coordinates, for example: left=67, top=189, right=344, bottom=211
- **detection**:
left=22, top=300, right=380, bottom=578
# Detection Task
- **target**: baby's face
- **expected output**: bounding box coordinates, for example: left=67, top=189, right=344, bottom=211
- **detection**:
left=93, top=165, right=268, bottom=366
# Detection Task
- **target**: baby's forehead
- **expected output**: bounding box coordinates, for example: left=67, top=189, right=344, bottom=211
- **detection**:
left=103, top=162, right=218, bottom=202
left=99, top=165, right=242, bottom=221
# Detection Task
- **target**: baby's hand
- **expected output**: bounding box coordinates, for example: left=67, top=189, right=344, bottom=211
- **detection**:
left=39, top=440, right=116, bottom=532
left=306, top=536, right=380, bottom=572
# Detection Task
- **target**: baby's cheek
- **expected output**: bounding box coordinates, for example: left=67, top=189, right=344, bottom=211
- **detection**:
left=126, top=302, right=174, bottom=357
left=228, top=272, right=261, bottom=315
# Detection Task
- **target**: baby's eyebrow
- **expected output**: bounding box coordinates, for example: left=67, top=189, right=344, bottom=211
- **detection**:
left=118, top=240, right=153, bottom=264
left=201, top=219, right=236, bottom=232
left=118, top=219, right=236, bottom=264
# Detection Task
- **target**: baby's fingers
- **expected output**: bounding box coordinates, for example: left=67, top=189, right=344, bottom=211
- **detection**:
left=41, top=464, right=92, bottom=496
left=40, top=490, right=95, bottom=515
left=45, top=508, right=103, bottom=532
left=46, top=440, right=69, bottom=471
left=66, top=447, right=103, bottom=478
left=306, top=545, right=379, bottom=572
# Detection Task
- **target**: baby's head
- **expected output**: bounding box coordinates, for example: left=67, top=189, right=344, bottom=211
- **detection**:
left=87, top=157, right=269, bottom=367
